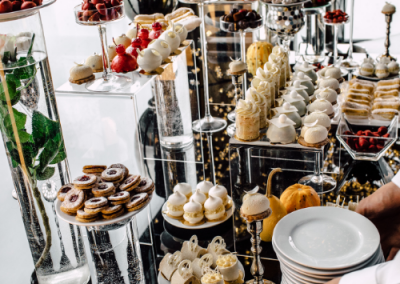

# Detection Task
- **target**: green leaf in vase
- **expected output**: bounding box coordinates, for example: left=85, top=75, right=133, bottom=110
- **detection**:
left=3, top=108, right=27, bottom=141
left=50, top=140, right=66, bottom=165
left=6, top=141, right=36, bottom=168
left=32, top=111, right=61, bottom=149
left=13, top=58, right=36, bottom=80
left=18, top=130, right=31, bottom=143
left=37, top=167, right=55, bottom=181
left=0, top=73, right=20, bottom=103
left=37, top=134, right=61, bottom=174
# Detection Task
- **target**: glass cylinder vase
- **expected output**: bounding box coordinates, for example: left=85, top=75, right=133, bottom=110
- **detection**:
left=0, top=11, right=90, bottom=283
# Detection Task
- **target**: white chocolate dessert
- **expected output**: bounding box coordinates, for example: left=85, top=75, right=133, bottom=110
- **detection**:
left=160, top=251, right=182, bottom=281
left=382, top=2, right=396, bottom=14
left=317, top=76, right=340, bottom=92
left=271, top=45, right=291, bottom=80
left=267, top=114, right=296, bottom=144
left=359, top=58, right=374, bottom=76
left=294, top=61, right=318, bottom=84
left=240, top=187, right=271, bottom=222
left=167, top=191, right=187, bottom=218
left=282, top=90, right=307, bottom=116
left=169, top=23, right=188, bottom=43
left=85, top=53, right=103, bottom=72
left=69, top=63, right=94, bottom=83
left=197, top=181, right=214, bottom=198
left=216, top=254, right=240, bottom=282
left=181, top=236, right=207, bottom=261
left=148, top=39, right=171, bottom=62
left=209, top=185, right=228, bottom=207
left=249, top=84, right=272, bottom=119
left=159, top=31, right=180, bottom=53
left=192, top=254, right=214, bottom=279
left=375, top=62, right=389, bottom=79
left=292, top=72, right=315, bottom=96
left=308, top=96, right=334, bottom=117
left=300, top=122, right=328, bottom=145
left=264, top=62, right=281, bottom=99
left=229, top=59, right=247, bottom=73
left=201, top=270, right=223, bottom=284
left=314, top=87, right=338, bottom=104
left=174, top=183, right=193, bottom=200
left=137, top=48, right=163, bottom=73
left=126, top=26, right=137, bottom=40
left=171, top=260, right=201, bottom=284
left=207, top=236, right=230, bottom=268
left=191, top=189, right=207, bottom=206
left=184, top=200, right=204, bottom=225
left=204, top=196, right=225, bottom=221
left=235, top=99, right=260, bottom=141
left=388, top=61, right=400, bottom=75
left=318, top=65, right=341, bottom=80
left=246, top=88, right=268, bottom=129
left=269, top=53, right=286, bottom=89
left=286, top=80, right=310, bottom=104
left=252, top=68, right=275, bottom=109
left=303, top=111, right=331, bottom=129
left=274, top=102, right=302, bottom=129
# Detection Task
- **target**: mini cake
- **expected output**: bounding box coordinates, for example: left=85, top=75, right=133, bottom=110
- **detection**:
left=204, top=196, right=225, bottom=221
left=271, top=45, right=290, bottom=80
left=235, top=99, right=260, bottom=141
left=303, top=110, right=331, bottom=130
left=192, top=254, right=214, bottom=279
left=382, top=2, right=396, bottom=14
left=286, top=80, right=309, bottom=104
left=137, top=48, right=163, bottom=73
left=197, top=181, right=214, bottom=198
left=313, top=87, right=337, bottom=105
left=292, top=72, right=315, bottom=96
left=209, top=185, right=229, bottom=208
left=264, top=62, right=281, bottom=98
left=207, top=236, right=230, bottom=268
left=183, top=200, right=204, bottom=225
left=160, top=251, right=182, bottom=281
left=299, top=121, right=329, bottom=147
left=359, top=58, right=374, bottom=76
left=246, top=88, right=268, bottom=129
left=266, top=114, right=296, bottom=144
left=216, top=254, right=241, bottom=282
left=159, top=30, right=180, bottom=53
left=308, top=95, right=335, bottom=118
left=294, top=61, right=318, bottom=84
left=167, top=191, right=187, bottom=219
left=240, top=187, right=271, bottom=222
left=375, top=61, right=389, bottom=79
left=274, top=102, right=302, bottom=129
left=252, top=68, right=275, bottom=109
left=174, top=183, right=193, bottom=200
left=191, top=189, right=207, bottom=207
left=317, top=76, right=340, bottom=93
left=181, top=235, right=207, bottom=261
left=201, top=270, right=223, bottom=284
left=148, top=39, right=171, bottom=62
left=269, top=53, right=286, bottom=89
left=319, top=65, right=341, bottom=81
left=85, top=53, right=103, bottom=73
left=69, top=63, right=94, bottom=84
left=171, top=260, right=201, bottom=284
left=282, top=90, right=307, bottom=116
left=388, top=61, right=400, bottom=75
left=229, top=59, right=247, bottom=74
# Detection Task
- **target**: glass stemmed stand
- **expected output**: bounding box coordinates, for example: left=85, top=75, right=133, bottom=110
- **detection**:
left=323, top=17, right=350, bottom=65
left=340, top=0, right=358, bottom=69
left=220, top=17, right=264, bottom=136
left=74, top=3, right=133, bottom=92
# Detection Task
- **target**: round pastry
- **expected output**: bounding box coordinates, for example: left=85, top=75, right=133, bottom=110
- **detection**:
left=167, top=191, right=187, bottom=218
left=119, top=174, right=141, bottom=192
left=57, top=183, right=74, bottom=202
left=318, top=77, right=340, bottom=93
left=235, top=99, right=260, bottom=141
left=101, top=168, right=125, bottom=183
left=108, top=45, right=117, bottom=62
left=294, top=61, right=318, bottom=84
left=300, top=124, right=328, bottom=145
left=266, top=114, right=296, bottom=144
left=209, top=185, right=228, bottom=207
left=282, top=91, right=307, bottom=116
left=274, top=102, right=302, bottom=129
left=92, top=182, right=115, bottom=197
left=76, top=209, right=99, bottom=223
left=73, top=174, right=97, bottom=190
left=109, top=163, right=129, bottom=178
left=240, top=192, right=271, bottom=222
left=375, top=62, right=389, bottom=79
left=183, top=199, right=204, bottom=225
left=159, top=30, right=180, bottom=53
left=204, top=196, right=225, bottom=221
left=293, top=72, right=315, bottom=96
left=313, top=87, right=337, bottom=105
left=69, top=63, right=94, bottom=84
left=126, top=192, right=149, bottom=212
left=359, top=58, right=374, bottom=76
left=216, top=254, right=240, bottom=282
left=85, top=196, right=108, bottom=209
left=303, top=111, right=331, bottom=129
left=102, top=205, right=125, bottom=220
left=108, top=191, right=130, bottom=205
left=197, top=181, right=214, bottom=198
left=159, top=252, right=182, bottom=281
left=84, top=205, right=107, bottom=214
left=382, top=2, right=396, bottom=14
left=134, top=177, right=155, bottom=194
left=286, top=80, right=309, bottom=104
left=126, top=27, right=137, bottom=40
left=388, top=61, right=400, bottom=75
left=148, top=39, right=171, bottom=62
left=85, top=53, right=103, bottom=73
left=192, top=254, right=213, bottom=279
left=201, top=270, right=223, bottom=284
left=114, top=34, right=131, bottom=49
left=60, top=188, right=86, bottom=215
left=174, top=182, right=193, bottom=200
left=319, top=65, right=341, bottom=80
left=191, top=188, right=207, bottom=206
left=229, top=59, right=247, bottom=74
left=82, top=165, right=107, bottom=175
left=308, top=97, right=334, bottom=118
left=207, top=236, right=230, bottom=268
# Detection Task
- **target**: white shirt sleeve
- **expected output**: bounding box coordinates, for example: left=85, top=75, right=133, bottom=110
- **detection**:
left=340, top=252, right=400, bottom=284
left=391, top=171, right=400, bottom=188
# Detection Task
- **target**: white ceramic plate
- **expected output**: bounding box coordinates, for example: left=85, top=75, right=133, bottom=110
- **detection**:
left=273, top=207, right=380, bottom=270
left=157, top=258, right=245, bottom=283
left=55, top=194, right=151, bottom=227
left=162, top=197, right=234, bottom=229
left=0, top=0, right=56, bottom=21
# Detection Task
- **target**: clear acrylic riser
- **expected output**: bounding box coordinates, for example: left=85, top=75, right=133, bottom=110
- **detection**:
left=55, top=41, right=203, bottom=283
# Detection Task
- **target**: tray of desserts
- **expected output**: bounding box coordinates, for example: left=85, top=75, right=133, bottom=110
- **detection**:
left=55, top=164, right=154, bottom=227
left=158, top=235, right=245, bottom=284
left=0, top=0, right=56, bottom=21
left=162, top=182, right=234, bottom=229
left=356, top=57, right=399, bottom=81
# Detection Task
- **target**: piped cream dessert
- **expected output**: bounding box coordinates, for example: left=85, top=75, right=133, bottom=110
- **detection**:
left=216, top=254, right=241, bottom=282
left=271, top=45, right=290, bottom=81
left=197, top=181, right=214, bottom=198
left=235, top=99, right=260, bottom=141
left=191, top=189, right=207, bottom=207
left=201, top=269, right=224, bottom=284
left=209, top=185, right=229, bottom=208
left=183, top=199, right=204, bottom=225
left=264, top=62, right=281, bottom=99
left=246, top=88, right=268, bottom=129
left=252, top=68, right=275, bottom=110
left=192, top=254, right=214, bottom=279
left=240, top=187, right=271, bottom=222
left=204, top=196, right=225, bottom=221
left=167, top=191, right=187, bottom=219
left=207, top=236, right=230, bottom=268
left=181, top=235, right=207, bottom=261
left=171, top=260, right=201, bottom=284
left=174, top=182, right=193, bottom=200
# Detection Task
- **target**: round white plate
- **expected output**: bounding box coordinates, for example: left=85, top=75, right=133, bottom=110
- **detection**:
left=157, top=258, right=245, bottom=283
left=0, top=0, right=56, bottom=21
left=55, top=194, right=151, bottom=227
left=162, top=197, right=234, bottom=229
left=272, top=207, right=380, bottom=270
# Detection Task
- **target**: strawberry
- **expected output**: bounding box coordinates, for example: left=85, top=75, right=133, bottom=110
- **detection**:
left=21, top=1, right=36, bottom=10
left=369, top=138, right=376, bottom=145
left=364, top=130, right=373, bottom=137
left=96, top=3, right=106, bottom=15
left=368, top=145, right=377, bottom=152
left=359, top=137, right=369, bottom=149
left=357, top=130, right=364, bottom=136
left=382, top=133, right=390, bottom=138
left=371, top=132, right=380, bottom=137
left=91, top=0, right=104, bottom=4
left=378, top=126, right=388, bottom=135
left=0, top=0, right=14, bottom=12
left=377, top=144, right=384, bottom=150
left=343, top=131, right=353, bottom=135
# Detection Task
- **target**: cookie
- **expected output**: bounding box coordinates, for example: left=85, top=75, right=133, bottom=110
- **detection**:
left=57, top=183, right=75, bottom=202
left=83, top=165, right=107, bottom=175
left=126, top=192, right=149, bottom=212
left=60, top=189, right=86, bottom=215
left=85, top=196, right=108, bottom=209
left=108, top=191, right=130, bottom=205
left=101, top=204, right=123, bottom=215
left=73, top=174, right=97, bottom=190
left=119, top=175, right=141, bottom=192
left=84, top=206, right=108, bottom=214
left=102, top=207, right=125, bottom=220
left=75, top=216, right=98, bottom=223
left=77, top=209, right=99, bottom=219
left=109, top=163, right=129, bottom=179
left=101, top=168, right=124, bottom=183
left=134, top=177, right=155, bottom=195
left=92, top=182, right=115, bottom=197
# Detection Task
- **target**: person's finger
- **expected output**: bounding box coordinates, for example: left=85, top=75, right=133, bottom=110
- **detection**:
left=387, top=247, right=400, bottom=261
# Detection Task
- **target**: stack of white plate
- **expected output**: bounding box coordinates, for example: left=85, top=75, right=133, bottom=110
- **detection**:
left=272, top=207, right=384, bottom=284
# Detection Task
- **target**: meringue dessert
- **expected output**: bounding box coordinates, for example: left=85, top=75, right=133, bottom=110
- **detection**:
left=382, top=2, right=396, bottom=14
left=192, top=254, right=214, bottom=279
left=191, top=189, right=207, bottom=206
left=197, top=181, right=214, bottom=198
left=209, top=185, right=229, bottom=208
left=160, top=251, right=182, bottom=281
left=274, top=102, right=302, bottom=129
left=181, top=235, right=207, bottom=261
left=240, top=188, right=271, bottom=222
left=204, top=196, right=225, bottom=221
left=267, top=114, right=297, bottom=144
left=299, top=121, right=329, bottom=147
left=286, top=80, right=310, bottom=104
left=303, top=111, right=331, bottom=130
left=308, top=96, right=335, bottom=118
left=137, top=48, right=163, bottom=73
left=294, top=61, right=318, bottom=84
left=246, top=88, right=268, bottom=129
left=183, top=200, right=204, bottom=225
left=201, top=270, right=224, bottom=284
left=282, top=90, right=307, bottom=116
left=229, top=59, right=247, bottom=74
left=174, top=182, right=193, bottom=200
left=375, top=61, right=389, bottom=79
left=235, top=99, right=260, bottom=141
left=292, top=72, right=315, bottom=96
left=313, top=87, right=338, bottom=105
left=85, top=53, right=103, bottom=73
left=167, top=191, right=187, bottom=219
left=359, top=58, right=374, bottom=76
left=171, top=260, right=201, bottom=284
left=216, top=254, right=240, bottom=282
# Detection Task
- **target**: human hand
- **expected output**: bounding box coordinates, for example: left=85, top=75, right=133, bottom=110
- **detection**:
left=356, top=181, right=400, bottom=259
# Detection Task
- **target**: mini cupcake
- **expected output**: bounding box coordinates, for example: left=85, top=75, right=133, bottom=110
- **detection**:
left=197, top=181, right=214, bottom=198
left=209, top=185, right=229, bottom=208
left=173, top=182, right=192, bottom=200
left=204, top=196, right=225, bottom=221
left=216, top=254, right=240, bottom=282
left=183, top=200, right=204, bottom=225
left=235, top=99, right=260, bottom=141
left=201, top=269, right=224, bottom=284
left=167, top=191, right=187, bottom=219
left=191, top=189, right=207, bottom=207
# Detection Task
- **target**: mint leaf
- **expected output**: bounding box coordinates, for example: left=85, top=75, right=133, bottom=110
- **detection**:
left=18, top=130, right=31, bottom=143
left=32, top=111, right=60, bottom=149
left=3, top=108, right=27, bottom=141
left=37, top=167, right=55, bottom=181
left=13, top=60, right=36, bottom=81
left=50, top=140, right=66, bottom=164
left=0, top=73, right=19, bottom=102
left=6, top=141, right=36, bottom=168
left=37, top=138, right=59, bottom=173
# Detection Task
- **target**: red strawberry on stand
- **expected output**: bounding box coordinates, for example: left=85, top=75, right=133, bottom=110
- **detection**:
left=138, top=28, right=151, bottom=49
left=149, top=22, right=163, bottom=40
left=126, top=37, right=143, bottom=58
left=111, top=44, right=138, bottom=73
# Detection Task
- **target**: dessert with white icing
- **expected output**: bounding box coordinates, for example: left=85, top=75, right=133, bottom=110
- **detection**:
left=294, top=61, right=318, bottom=84
left=171, top=260, right=201, bottom=284
left=282, top=90, right=307, bottom=116
left=207, top=236, right=230, bottom=268
left=292, top=71, right=315, bottom=96
left=271, top=45, right=291, bottom=81
left=308, top=95, right=335, bottom=118
left=174, top=183, right=193, bottom=200
left=303, top=111, right=331, bottom=130
left=269, top=53, right=286, bottom=89
left=69, top=63, right=94, bottom=84
left=192, top=254, right=213, bottom=279
left=267, top=114, right=296, bottom=144
left=148, top=39, right=171, bottom=62
left=388, top=61, right=400, bottom=75
left=159, top=30, right=180, bottom=53
left=137, top=48, right=163, bottom=73
left=191, top=189, right=207, bottom=206
left=299, top=121, right=329, bottom=147
left=229, top=59, right=247, bottom=73
left=235, top=99, right=260, bottom=141
left=246, top=88, right=268, bottom=129
left=317, top=76, right=340, bottom=93
left=201, top=270, right=223, bottom=284
left=286, top=80, right=310, bottom=104
left=359, top=58, right=375, bottom=76
left=85, top=53, right=103, bottom=73
left=375, top=61, right=389, bottom=79
left=264, top=62, right=281, bottom=99
left=204, top=196, right=225, bottom=221
left=167, top=191, right=187, bottom=218
left=209, top=185, right=229, bottom=208
left=170, top=23, right=188, bottom=43
left=240, top=187, right=271, bottom=222
left=318, top=65, right=341, bottom=81
left=274, top=102, right=302, bottom=129
left=313, top=87, right=337, bottom=105
left=181, top=236, right=207, bottom=261
left=382, top=2, right=396, bottom=14
left=160, top=251, right=182, bottom=281
left=252, top=68, right=275, bottom=109
left=216, top=254, right=240, bottom=282
left=183, top=199, right=204, bottom=225
left=197, top=181, right=214, bottom=198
